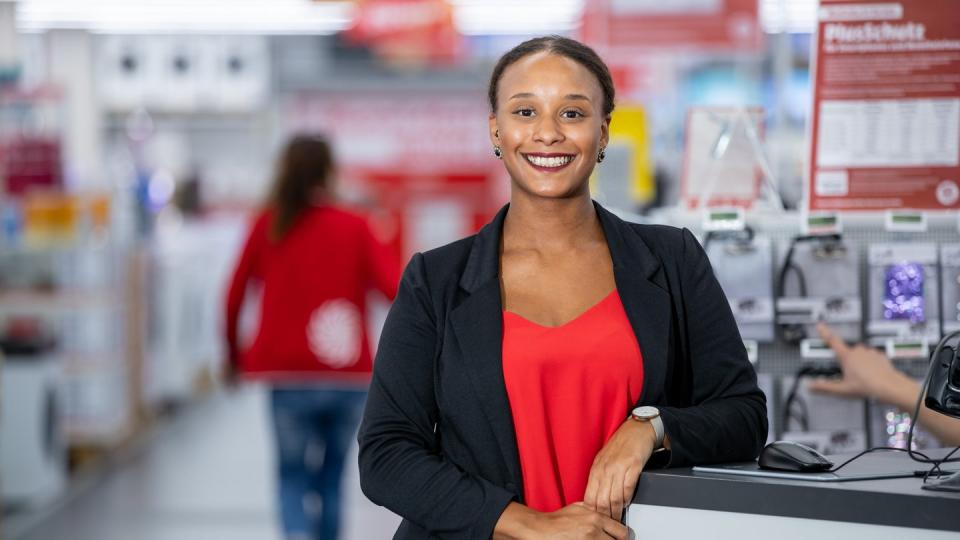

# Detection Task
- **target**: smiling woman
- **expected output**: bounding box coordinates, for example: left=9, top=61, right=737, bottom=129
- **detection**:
left=358, top=36, right=768, bottom=540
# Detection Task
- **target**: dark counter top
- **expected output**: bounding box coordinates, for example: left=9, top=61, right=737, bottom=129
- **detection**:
left=633, top=450, right=960, bottom=532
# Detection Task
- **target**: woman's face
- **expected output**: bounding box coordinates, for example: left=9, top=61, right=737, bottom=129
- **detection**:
left=490, top=52, right=609, bottom=201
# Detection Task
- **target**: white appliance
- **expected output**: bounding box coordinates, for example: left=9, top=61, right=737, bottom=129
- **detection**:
left=0, top=354, right=66, bottom=505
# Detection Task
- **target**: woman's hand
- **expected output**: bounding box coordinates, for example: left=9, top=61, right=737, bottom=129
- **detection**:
left=494, top=502, right=628, bottom=539
left=808, top=322, right=916, bottom=407
left=583, top=419, right=656, bottom=520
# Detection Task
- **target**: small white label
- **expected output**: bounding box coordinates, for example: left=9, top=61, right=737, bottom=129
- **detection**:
left=884, top=210, right=927, bottom=233
left=801, top=339, right=837, bottom=360
left=802, top=212, right=842, bottom=235
left=702, top=207, right=746, bottom=232
left=885, top=338, right=929, bottom=360
left=815, top=170, right=849, bottom=196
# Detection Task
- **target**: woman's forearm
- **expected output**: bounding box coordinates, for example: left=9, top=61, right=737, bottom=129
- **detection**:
left=885, top=376, right=960, bottom=447
left=493, top=502, right=539, bottom=539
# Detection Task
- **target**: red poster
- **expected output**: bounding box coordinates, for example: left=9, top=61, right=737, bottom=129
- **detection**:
left=806, top=0, right=960, bottom=212
left=580, top=0, right=761, bottom=53
left=342, top=0, right=462, bottom=65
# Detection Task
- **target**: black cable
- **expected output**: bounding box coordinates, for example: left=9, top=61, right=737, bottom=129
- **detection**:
left=906, top=329, right=960, bottom=465
left=921, top=446, right=959, bottom=484
left=782, top=365, right=840, bottom=432
left=776, top=233, right=844, bottom=344
left=776, top=233, right=842, bottom=299
left=828, top=446, right=935, bottom=473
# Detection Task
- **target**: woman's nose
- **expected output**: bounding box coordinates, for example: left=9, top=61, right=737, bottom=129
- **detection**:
left=533, top=116, right=563, bottom=145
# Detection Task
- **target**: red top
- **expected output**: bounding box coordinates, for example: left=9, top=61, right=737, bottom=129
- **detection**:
left=224, top=205, right=399, bottom=383
left=502, top=290, right=643, bottom=512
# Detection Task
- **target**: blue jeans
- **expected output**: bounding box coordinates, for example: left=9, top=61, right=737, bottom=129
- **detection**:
left=270, top=387, right=366, bottom=540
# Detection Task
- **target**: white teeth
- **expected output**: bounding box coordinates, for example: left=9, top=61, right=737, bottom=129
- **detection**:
left=525, top=155, right=573, bottom=168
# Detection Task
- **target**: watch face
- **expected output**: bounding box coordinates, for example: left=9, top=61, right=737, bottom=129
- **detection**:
left=632, top=406, right=659, bottom=419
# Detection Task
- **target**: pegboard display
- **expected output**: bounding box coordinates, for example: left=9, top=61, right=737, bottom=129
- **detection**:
left=643, top=209, right=960, bottom=379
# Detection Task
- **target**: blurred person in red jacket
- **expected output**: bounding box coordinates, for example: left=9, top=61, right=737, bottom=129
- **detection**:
left=224, top=134, right=399, bottom=540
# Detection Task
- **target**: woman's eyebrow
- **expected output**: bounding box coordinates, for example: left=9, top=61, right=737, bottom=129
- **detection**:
left=507, top=92, right=592, bottom=101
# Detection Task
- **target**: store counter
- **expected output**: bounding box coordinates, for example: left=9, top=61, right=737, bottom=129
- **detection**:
left=628, top=450, right=960, bottom=539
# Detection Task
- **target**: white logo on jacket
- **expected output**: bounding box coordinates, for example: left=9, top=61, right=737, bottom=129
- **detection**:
left=307, top=299, right=361, bottom=368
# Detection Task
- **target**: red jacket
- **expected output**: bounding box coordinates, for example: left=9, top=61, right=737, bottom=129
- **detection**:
left=225, top=205, right=399, bottom=382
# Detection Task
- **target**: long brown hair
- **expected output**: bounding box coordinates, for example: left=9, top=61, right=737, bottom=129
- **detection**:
left=267, top=134, right=334, bottom=241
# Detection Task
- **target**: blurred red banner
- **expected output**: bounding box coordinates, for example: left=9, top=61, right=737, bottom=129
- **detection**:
left=580, top=0, right=761, bottom=53
left=343, top=0, right=462, bottom=65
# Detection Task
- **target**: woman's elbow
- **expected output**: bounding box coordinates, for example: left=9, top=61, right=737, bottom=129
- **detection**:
left=748, top=394, right=770, bottom=457
left=357, top=439, right=388, bottom=506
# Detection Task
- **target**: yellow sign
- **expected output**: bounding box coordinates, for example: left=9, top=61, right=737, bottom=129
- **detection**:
left=593, top=105, right=653, bottom=207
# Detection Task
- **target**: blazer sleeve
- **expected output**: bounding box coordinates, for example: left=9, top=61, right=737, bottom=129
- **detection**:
left=655, top=228, right=768, bottom=467
left=358, top=253, right=515, bottom=539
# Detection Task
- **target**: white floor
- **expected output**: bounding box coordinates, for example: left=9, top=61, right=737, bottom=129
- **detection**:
left=12, top=386, right=402, bottom=540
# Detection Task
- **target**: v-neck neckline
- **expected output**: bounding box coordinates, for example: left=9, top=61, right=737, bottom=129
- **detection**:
left=503, top=289, right=618, bottom=330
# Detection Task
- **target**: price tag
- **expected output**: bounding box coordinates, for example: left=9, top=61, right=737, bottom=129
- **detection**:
left=702, top=207, right=745, bottom=232
left=885, top=338, right=929, bottom=360
left=803, top=212, right=842, bottom=236
left=801, top=338, right=836, bottom=360
left=884, top=210, right=927, bottom=233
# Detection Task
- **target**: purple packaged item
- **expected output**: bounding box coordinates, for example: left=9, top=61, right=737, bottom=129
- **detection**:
left=882, top=262, right=925, bottom=323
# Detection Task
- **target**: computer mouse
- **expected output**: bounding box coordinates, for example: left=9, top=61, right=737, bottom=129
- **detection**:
left=758, top=441, right=834, bottom=472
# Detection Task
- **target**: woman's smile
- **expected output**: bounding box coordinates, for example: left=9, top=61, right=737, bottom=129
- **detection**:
left=522, top=152, right=577, bottom=172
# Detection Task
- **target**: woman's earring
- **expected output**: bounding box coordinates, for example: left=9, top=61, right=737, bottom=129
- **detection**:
left=494, top=146, right=502, bottom=159
left=597, top=147, right=606, bottom=163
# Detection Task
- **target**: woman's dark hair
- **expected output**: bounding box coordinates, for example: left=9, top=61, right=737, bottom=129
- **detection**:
left=488, top=35, right=615, bottom=117
left=267, top=134, right=333, bottom=241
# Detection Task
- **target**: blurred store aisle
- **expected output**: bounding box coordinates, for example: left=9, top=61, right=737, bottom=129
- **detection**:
left=15, top=386, right=401, bottom=540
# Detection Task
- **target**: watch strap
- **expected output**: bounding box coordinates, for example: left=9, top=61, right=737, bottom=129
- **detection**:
left=650, top=414, right=664, bottom=450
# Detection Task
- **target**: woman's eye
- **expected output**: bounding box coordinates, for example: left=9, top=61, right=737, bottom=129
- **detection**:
left=562, top=110, right=584, bottom=119
left=514, top=108, right=535, bottom=117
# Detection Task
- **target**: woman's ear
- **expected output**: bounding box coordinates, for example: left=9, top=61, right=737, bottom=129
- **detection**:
left=600, top=115, right=611, bottom=150
left=488, top=113, right=499, bottom=148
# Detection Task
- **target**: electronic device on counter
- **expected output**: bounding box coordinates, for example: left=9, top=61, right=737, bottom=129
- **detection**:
left=927, top=340, right=960, bottom=420
left=776, top=233, right=861, bottom=345
left=705, top=232, right=775, bottom=343
left=866, top=243, right=940, bottom=353
left=940, top=244, right=960, bottom=335
left=693, top=449, right=960, bottom=482
left=758, top=441, right=833, bottom=472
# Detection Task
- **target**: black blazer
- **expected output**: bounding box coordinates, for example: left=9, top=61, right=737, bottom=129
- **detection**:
left=358, top=202, right=768, bottom=539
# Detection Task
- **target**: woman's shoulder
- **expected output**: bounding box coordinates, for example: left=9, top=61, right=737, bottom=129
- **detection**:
left=622, top=221, right=691, bottom=255
left=412, top=234, right=477, bottom=280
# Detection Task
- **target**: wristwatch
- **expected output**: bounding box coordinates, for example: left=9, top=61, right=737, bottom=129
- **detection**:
left=631, top=406, right=664, bottom=450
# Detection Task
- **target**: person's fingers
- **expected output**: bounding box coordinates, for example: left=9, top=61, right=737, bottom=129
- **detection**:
left=816, top=322, right=850, bottom=360
left=609, top=471, right=624, bottom=521
left=598, top=513, right=629, bottom=540
left=595, top=470, right=612, bottom=518
left=583, top=466, right=600, bottom=511
left=622, top=468, right=639, bottom=517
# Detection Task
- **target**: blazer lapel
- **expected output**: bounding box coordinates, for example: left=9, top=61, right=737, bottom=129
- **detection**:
left=448, top=202, right=672, bottom=500
left=596, top=203, right=672, bottom=406
left=449, top=205, right=525, bottom=497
